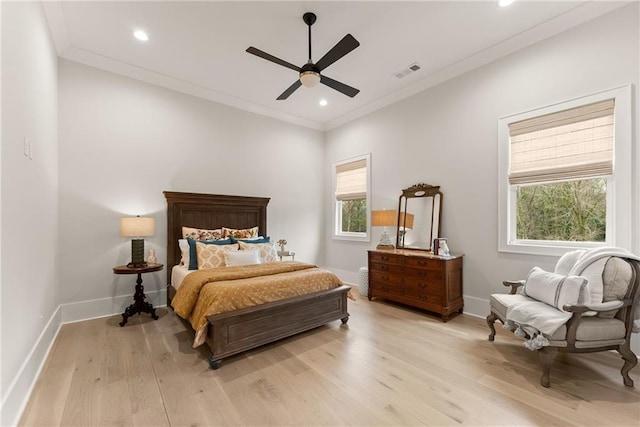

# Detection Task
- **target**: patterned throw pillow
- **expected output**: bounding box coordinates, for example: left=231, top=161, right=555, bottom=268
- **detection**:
left=222, top=226, right=259, bottom=239
left=196, top=242, right=239, bottom=269
left=238, top=241, right=277, bottom=263
left=182, top=226, right=224, bottom=241
left=187, top=237, right=232, bottom=270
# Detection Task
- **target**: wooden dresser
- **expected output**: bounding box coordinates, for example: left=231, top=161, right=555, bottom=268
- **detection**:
left=367, top=249, right=463, bottom=321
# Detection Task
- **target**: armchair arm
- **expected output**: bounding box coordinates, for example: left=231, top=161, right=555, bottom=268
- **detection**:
left=561, top=298, right=633, bottom=348
left=502, top=280, right=525, bottom=295
left=562, top=298, right=631, bottom=313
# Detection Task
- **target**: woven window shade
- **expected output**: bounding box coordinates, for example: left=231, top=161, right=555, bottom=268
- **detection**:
left=336, top=159, right=367, bottom=201
left=509, top=99, right=614, bottom=185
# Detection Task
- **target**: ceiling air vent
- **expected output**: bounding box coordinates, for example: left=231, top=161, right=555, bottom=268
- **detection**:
left=393, top=62, right=421, bottom=79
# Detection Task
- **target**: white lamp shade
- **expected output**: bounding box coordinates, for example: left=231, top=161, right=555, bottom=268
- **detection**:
left=120, top=216, right=155, bottom=237
left=300, top=71, right=321, bottom=87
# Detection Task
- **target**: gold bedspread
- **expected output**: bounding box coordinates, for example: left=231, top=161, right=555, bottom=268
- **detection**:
left=171, top=262, right=343, bottom=347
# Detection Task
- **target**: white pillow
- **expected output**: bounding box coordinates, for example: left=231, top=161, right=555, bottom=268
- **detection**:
left=237, top=241, right=278, bottom=263
left=225, top=250, right=261, bottom=267
left=178, top=239, right=189, bottom=266
left=524, top=266, right=589, bottom=311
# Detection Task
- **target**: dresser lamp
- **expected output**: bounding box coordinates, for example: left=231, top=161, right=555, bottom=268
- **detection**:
left=371, top=210, right=397, bottom=250
left=120, top=216, right=155, bottom=267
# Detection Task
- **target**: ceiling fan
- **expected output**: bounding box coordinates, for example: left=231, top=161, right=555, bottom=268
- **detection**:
left=246, top=12, right=360, bottom=100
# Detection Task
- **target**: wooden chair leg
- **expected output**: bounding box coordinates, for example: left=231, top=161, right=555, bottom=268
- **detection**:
left=486, top=312, right=499, bottom=341
left=618, top=344, right=637, bottom=387
left=538, top=346, right=558, bottom=388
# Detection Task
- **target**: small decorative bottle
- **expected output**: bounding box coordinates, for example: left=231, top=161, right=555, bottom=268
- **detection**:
left=147, top=249, right=157, bottom=264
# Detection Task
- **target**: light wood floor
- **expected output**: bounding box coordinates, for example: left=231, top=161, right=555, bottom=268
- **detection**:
left=20, top=297, right=640, bottom=426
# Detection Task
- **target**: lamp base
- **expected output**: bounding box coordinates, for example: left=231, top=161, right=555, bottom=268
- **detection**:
left=376, top=244, right=395, bottom=250
left=129, top=238, right=147, bottom=268
left=127, top=262, right=148, bottom=268
left=377, top=228, right=394, bottom=249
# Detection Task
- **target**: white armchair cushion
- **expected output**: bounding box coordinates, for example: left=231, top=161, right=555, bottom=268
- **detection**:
left=490, top=293, right=530, bottom=320
left=524, top=267, right=589, bottom=311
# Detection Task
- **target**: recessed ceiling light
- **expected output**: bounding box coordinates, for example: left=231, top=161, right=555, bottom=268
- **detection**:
left=498, top=0, right=514, bottom=7
left=133, top=30, right=149, bottom=42
left=319, top=99, right=328, bottom=107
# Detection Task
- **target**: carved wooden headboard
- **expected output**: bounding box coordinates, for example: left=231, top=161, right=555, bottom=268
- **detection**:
left=164, top=191, right=270, bottom=285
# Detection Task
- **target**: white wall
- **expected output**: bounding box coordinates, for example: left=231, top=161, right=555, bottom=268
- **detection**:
left=58, top=60, right=326, bottom=312
left=324, top=4, right=639, bottom=316
left=1, top=2, right=59, bottom=424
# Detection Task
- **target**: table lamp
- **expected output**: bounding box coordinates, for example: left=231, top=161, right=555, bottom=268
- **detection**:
left=120, top=216, right=155, bottom=267
left=371, top=210, right=397, bottom=249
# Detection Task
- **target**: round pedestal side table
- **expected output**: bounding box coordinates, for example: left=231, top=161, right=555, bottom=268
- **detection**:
left=113, top=263, right=163, bottom=326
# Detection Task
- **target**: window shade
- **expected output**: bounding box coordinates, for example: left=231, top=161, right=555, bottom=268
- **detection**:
left=509, top=99, right=614, bottom=185
left=335, top=159, right=367, bottom=201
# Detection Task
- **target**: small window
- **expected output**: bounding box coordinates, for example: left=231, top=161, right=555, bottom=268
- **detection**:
left=334, top=154, right=371, bottom=241
left=498, top=86, right=632, bottom=256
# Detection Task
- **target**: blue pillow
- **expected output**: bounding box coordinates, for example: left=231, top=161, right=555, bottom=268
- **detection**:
left=229, top=236, right=271, bottom=244
left=186, top=237, right=233, bottom=270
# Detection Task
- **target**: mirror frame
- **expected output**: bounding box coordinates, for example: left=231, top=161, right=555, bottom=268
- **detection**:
left=396, top=183, right=443, bottom=251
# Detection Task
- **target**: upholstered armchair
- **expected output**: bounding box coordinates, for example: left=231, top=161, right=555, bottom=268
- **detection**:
left=486, top=253, right=640, bottom=388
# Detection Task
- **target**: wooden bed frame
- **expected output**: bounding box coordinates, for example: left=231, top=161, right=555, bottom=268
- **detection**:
left=164, top=191, right=350, bottom=369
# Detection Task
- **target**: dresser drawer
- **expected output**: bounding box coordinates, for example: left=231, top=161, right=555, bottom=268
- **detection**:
left=370, top=263, right=443, bottom=282
left=369, top=252, right=404, bottom=266
left=404, top=256, right=442, bottom=271
left=370, top=272, right=442, bottom=296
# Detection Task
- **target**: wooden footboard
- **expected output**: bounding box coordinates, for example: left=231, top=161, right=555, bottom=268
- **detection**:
left=204, top=285, right=350, bottom=369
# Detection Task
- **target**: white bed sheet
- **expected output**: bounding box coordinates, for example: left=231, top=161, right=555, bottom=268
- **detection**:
left=171, top=265, right=193, bottom=290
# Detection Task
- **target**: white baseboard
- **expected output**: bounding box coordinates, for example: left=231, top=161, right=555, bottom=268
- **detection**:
left=1, top=306, right=62, bottom=427
left=2, top=289, right=167, bottom=426
left=322, top=266, right=361, bottom=289
left=61, top=289, right=167, bottom=323
left=461, top=295, right=490, bottom=318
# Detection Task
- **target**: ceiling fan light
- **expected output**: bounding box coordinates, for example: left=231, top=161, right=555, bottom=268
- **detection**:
left=300, top=71, right=321, bottom=88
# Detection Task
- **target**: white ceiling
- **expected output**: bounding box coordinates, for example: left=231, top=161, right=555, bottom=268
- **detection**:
left=43, top=1, right=628, bottom=130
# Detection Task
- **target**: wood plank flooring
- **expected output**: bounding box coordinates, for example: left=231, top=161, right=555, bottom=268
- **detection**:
left=19, top=297, right=640, bottom=426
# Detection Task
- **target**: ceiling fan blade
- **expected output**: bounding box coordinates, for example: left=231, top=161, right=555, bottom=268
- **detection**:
left=246, top=47, right=301, bottom=72
left=276, top=80, right=302, bottom=100
left=314, top=34, right=360, bottom=72
left=320, top=75, right=359, bottom=98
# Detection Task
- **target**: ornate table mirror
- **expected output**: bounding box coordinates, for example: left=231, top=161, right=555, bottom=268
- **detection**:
left=396, top=183, right=443, bottom=251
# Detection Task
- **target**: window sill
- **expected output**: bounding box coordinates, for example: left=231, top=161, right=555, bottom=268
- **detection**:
left=333, top=233, right=370, bottom=243
left=499, top=240, right=607, bottom=257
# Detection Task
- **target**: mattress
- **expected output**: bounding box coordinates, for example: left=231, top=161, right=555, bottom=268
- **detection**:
left=171, top=265, right=192, bottom=290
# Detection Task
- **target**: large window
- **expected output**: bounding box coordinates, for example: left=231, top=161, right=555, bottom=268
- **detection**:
left=498, top=86, right=631, bottom=256
left=334, top=154, right=371, bottom=241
